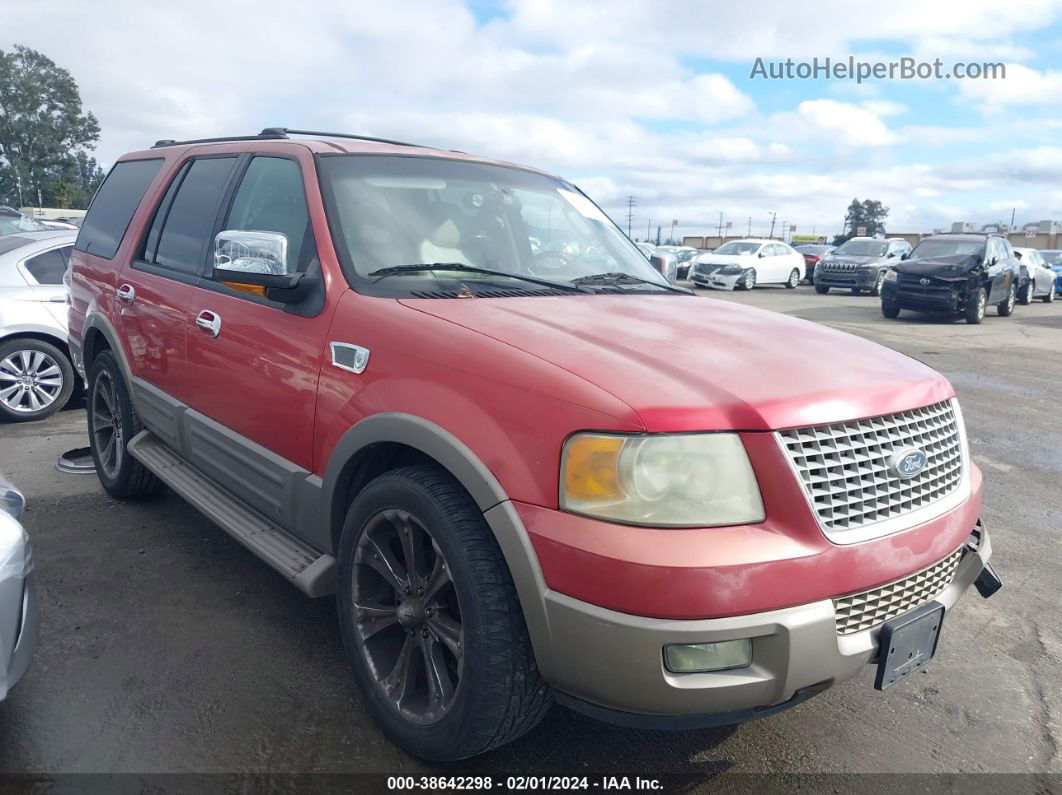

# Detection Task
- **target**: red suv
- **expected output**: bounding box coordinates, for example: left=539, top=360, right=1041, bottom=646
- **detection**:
left=68, top=128, right=1000, bottom=761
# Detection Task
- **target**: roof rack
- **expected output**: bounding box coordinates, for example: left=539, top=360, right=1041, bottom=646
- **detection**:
left=151, top=127, right=427, bottom=150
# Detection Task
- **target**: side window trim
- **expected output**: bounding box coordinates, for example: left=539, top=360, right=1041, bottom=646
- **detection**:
left=17, top=243, right=73, bottom=285
left=132, top=153, right=244, bottom=282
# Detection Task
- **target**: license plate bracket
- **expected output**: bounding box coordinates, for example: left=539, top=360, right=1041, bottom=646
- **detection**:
left=874, top=601, right=945, bottom=690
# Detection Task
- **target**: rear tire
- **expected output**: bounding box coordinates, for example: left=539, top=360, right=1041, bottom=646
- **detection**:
left=966, top=288, right=987, bottom=324
left=337, top=465, right=551, bottom=761
left=815, top=284, right=830, bottom=294
left=1019, top=280, right=1035, bottom=305
left=86, top=351, right=162, bottom=498
left=997, top=283, right=1016, bottom=316
left=0, top=338, right=75, bottom=423
left=785, top=269, right=799, bottom=289
left=1043, top=288, right=1056, bottom=303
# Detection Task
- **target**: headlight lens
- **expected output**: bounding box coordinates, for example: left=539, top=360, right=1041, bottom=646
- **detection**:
left=884, top=269, right=898, bottom=282
left=560, top=433, right=764, bottom=526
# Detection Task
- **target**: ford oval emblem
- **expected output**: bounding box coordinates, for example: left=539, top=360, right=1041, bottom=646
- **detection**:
left=888, top=448, right=928, bottom=478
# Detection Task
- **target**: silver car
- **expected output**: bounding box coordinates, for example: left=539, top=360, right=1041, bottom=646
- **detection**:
left=0, top=472, right=35, bottom=701
left=0, top=231, right=79, bottom=422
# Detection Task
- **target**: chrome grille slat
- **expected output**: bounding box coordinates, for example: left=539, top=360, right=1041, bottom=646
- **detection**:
left=833, top=548, right=963, bottom=634
left=778, top=400, right=964, bottom=535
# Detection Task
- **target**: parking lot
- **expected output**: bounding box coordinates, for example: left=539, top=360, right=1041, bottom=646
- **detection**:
left=0, top=284, right=1059, bottom=778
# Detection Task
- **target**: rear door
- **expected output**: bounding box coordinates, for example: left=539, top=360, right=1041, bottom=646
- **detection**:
left=184, top=152, right=331, bottom=472
left=119, top=155, right=240, bottom=405
left=18, top=242, right=72, bottom=327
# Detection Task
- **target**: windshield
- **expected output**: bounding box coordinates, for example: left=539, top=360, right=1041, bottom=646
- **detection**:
left=910, top=239, right=985, bottom=259
left=317, top=155, right=668, bottom=292
left=834, top=239, right=887, bottom=257
left=1041, top=250, right=1062, bottom=267
left=0, top=213, right=48, bottom=235
left=713, top=242, right=759, bottom=256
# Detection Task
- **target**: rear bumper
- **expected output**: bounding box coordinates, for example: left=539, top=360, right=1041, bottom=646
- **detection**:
left=543, top=529, right=992, bottom=721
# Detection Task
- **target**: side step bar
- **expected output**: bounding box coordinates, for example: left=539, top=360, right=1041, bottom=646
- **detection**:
left=127, top=431, right=335, bottom=597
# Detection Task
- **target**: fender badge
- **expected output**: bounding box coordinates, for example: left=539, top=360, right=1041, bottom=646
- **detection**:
left=330, top=342, right=370, bottom=374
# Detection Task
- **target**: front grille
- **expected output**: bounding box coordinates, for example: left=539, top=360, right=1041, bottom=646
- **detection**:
left=833, top=547, right=964, bottom=634
left=778, top=400, right=964, bottom=536
left=821, top=262, right=859, bottom=272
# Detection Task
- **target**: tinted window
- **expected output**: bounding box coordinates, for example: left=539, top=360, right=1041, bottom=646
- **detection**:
left=221, top=157, right=314, bottom=273
left=76, top=159, right=163, bottom=259
left=24, top=246, right=72, bottom=284
left=150, top=157, right=237, bottom=274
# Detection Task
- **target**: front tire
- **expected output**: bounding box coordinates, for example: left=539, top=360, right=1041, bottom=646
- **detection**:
left=86, top=351, right=162, bottom=498
left=740, top=269, right=757, bottom=290
left=785, top=269, right=799, bottom=289
left=870, top=271, right=885, bottom=297
left=337, top=465, right=551, bottom=761
left=998, top=283, right=1017, bottom=316
left=882, top=303, right=900, bottom=318
left=815, top=284, right=830, bottom=294
left=1043, top=287, right=1056, bottom=303
left=0, top=338, right=75, bottom=423
left=966, top=287, right=987, bottom=324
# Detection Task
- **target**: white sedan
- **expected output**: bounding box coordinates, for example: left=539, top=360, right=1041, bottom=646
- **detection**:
left=0, top=472, right=35, bottom=702
left=688, top=239, right=805, bottom=290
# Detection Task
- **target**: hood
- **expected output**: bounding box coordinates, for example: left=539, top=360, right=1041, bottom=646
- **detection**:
left=694, top=253, right=756, bottom=267
left=893, top=253, right=982, bottom=280
left=399, top=295, right=952, bottom=432
left=821, top=254, right=886, bottom=267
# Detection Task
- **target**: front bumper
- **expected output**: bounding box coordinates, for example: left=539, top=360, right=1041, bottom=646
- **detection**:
left=544, top=529, right=992, bottom=723
left=882, top=279, right=970, bottom=312
left=816, top=268, right=877, bottom=289
left=0, top=571, right=37, bottom=701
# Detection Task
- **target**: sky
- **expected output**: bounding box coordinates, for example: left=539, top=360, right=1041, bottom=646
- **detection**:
left=6, top=0, right=1062, bottom=241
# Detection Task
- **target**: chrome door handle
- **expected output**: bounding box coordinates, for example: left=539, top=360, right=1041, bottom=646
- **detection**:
left=116, top=284, right=135, bottom=304
left=195, top=310, right=222, bottom=338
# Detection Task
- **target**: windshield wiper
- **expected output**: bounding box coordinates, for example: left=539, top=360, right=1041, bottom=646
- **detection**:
left=570, top=272, right=691, bottom=294
left=368, top=263, right=588, bottom=292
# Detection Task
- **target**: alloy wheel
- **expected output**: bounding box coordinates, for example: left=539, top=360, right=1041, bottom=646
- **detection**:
left=745, top=271, right=756, bottom=289
left=977, top=291, right=986, bottom=320
left=352, top=508, right=463, bottom=726
left=91, top=369, right=123, bottom=479
left=789, top=270, right=799, bottom=287
left=0, top=349, right=64, bottom=414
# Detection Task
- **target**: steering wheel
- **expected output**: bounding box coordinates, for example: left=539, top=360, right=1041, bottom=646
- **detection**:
left=529, top=250, right=572, bottom=278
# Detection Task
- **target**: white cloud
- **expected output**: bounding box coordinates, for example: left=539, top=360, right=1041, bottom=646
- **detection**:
left=796, top=99, right=896, bottom=146
left=958, top=63, right=1062, bottom=108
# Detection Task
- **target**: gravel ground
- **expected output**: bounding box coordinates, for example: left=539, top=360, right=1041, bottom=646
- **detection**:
left=0, top=283, right=1058, bottom=781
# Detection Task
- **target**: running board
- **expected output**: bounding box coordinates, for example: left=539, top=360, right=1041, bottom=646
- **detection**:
left=127, top=431, right=335, bottom=597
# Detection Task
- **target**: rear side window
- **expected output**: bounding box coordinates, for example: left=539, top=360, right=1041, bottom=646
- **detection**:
left=220, top=156, right=315, bottom=274
left=24, top=246, right=72, bottom=284
left=76, top=159, right=163, bottom=259
left=143, top=157, right=238, bottom=275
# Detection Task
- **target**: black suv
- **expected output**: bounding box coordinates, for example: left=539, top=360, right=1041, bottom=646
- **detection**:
left=814, top=237, right=911, bottom=295
left=880, top=233, right=1020, bottom=324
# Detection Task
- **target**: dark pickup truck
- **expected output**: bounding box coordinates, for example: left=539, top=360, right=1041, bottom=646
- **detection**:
left=881, top=233, right=1020, bottom=324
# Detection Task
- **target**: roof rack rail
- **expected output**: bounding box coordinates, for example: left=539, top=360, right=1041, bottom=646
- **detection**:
left=259, top=127, right=424, bottom=148
left=151, top=131, right=289, bottom=149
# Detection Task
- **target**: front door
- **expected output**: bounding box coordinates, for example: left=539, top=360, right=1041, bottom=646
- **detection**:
left=184, top=153, right=333, bottom=472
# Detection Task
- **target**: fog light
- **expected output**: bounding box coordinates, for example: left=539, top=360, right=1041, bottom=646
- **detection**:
left=664, top=639, right=752, bottom=673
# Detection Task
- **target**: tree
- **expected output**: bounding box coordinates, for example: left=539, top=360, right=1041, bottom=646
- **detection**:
left=0, top=44, right=101, bottom=209
left=833, top=198, right=889, bottom=246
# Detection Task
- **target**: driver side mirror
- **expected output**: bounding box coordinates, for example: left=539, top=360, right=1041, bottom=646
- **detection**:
left=214, top=230, right=311, bottom=303
left=758, top=251, right=765, bottom=258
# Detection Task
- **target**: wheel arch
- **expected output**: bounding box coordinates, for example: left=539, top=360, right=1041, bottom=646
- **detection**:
left=322, top=413, right=553, bottom=663
left=0, top=329, right=71, bottom=362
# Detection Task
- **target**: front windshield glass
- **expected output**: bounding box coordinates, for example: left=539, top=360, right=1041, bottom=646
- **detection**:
left=0, top=213, right=48, bottom=235
left=834, top=239, right=888, bottom=257
left=318, top=155, right=668, bottom=290
left=1041, top=250, right=1062, bottom=267
left=910, top=239, right=985, bottom=259
left=713, top=241, right=759, bottom=256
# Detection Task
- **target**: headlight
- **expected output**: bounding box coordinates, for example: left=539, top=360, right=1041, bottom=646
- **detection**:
left=0, top=475, right=25, bottom=522
left=560, top=433, right=764, bottom=527
left=884, top=269, right=898, bottom=282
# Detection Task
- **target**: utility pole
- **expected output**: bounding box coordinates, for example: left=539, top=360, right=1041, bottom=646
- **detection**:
left=768, top=212, right=777, bottom=239
left=1010, top=207, right=1016, bottom=229
left=626, top=196, right=637, bottom=237
left=717, top=211, right=725, bottom=241
left=646, top=219, right=651, bottom=241
left=747, top=216, right=752, bottom=237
